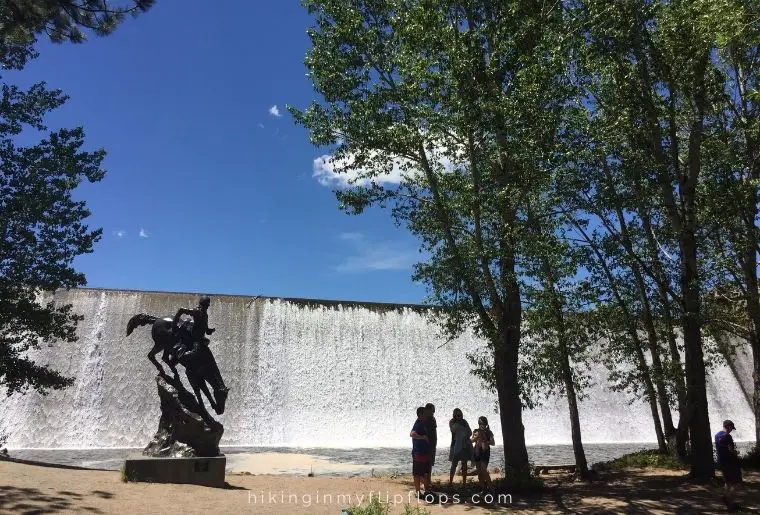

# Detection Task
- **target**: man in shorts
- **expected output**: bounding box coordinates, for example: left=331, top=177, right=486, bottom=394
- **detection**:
left=715, top=419, right=742, bottom=510
left=410, top=406, right=431, bottom=495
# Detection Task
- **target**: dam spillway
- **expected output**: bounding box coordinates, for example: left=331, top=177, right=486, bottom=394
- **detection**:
left=1, top=288, right=756, bottom=449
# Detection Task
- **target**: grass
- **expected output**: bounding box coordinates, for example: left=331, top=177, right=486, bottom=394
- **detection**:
left=341, top=497, right=429, bottom=515
left=592, top=450, right=687, bottom=472
left=494, top=471, right=544, bottom=493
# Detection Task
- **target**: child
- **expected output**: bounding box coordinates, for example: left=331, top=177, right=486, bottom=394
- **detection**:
left=471, top=416, right=495, bottom=491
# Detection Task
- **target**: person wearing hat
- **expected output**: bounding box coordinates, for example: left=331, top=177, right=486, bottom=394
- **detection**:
left=714, top=419, right=742, bottom=509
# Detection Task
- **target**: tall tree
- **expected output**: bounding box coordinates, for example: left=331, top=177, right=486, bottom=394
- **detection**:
left=700, top=0, right=760, bottom=447
left=291, top=0, right=572, bottom=477
left=577, top=0, right=733, bottom=478
left=522, top=213, right=594, bottom=477
left=572, top=219, right=670, bottom=454
left=0, top=0, right=153, bottom=395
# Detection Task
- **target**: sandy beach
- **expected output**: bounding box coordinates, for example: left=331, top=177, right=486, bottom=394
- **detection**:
left=1, top=458, right=759, bottom=514
left=226, top=452, right=378, bottom=475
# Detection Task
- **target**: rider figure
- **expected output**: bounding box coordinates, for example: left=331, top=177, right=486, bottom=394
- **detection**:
left=173, top=296, right=215, bottom=362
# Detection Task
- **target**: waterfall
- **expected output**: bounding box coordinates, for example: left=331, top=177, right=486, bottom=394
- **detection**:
left=1, top=288, right=755, bottom=448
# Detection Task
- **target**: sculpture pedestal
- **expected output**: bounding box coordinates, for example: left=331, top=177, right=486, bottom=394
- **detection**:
left=123, top=456, right=226, bottom=487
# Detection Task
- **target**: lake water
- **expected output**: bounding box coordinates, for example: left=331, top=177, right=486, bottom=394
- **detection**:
left=5, top=443, right=681, bottom=474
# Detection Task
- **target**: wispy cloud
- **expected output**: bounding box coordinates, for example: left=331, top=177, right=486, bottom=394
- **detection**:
left=113, top=229, right=126, bottom=238
left=139, top=228, right=150, bottom=238
left=269, top=105, right=281, bottom=117
left=334, top=232, right=418, bottom=273
left=258, top=123, right=265, bottom=129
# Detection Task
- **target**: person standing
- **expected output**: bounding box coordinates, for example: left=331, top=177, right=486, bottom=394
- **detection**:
left=471, top=416, right=495, bottom=491
left=424, top=403, right=438, bottom=471
left=715, top=419, right=742, bottom=510
left=410, top=406, right=431, bottom=495
left=448, top=408, right=473, bottom=487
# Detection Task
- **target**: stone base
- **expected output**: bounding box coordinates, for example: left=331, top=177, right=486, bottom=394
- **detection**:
left=123, top=456, right=226, bottom=488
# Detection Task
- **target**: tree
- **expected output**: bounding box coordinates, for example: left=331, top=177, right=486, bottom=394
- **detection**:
left=572, top=219, right=670, bottom=454
left=0, top=0, right=154, bottom=45
left=291, top=0, right=572, bottom=477
left=522, top=214, right=594, bottom=477
left=0, top=1, right=153, bottom=395
left=576, top=0, right=737, bottom=479
left=698, top=1, right=760, bottom=447
left=562, top=111, right=689, bottom=457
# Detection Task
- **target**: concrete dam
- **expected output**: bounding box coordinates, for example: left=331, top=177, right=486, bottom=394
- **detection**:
left=1, top=288, right=756, bottom=449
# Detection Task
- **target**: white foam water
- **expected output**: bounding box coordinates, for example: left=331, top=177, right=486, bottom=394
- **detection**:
left=1, top=288, right=756, bottom=449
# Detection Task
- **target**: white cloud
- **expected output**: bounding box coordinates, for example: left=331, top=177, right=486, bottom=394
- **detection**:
left=139, top=228, right=150, bottom=238
left=313, top=153, right=406, bottom=188
left=113, top=230, right=126, bottom=238
left=333, top=232, right=418, bottom=273
left=269, top=105, right=281, bottom=117
left=312, top=145, right=463, bottom=189
left=258, top=123, right=265, bottom=128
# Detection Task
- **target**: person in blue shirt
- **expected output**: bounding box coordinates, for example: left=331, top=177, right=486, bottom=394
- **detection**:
left=715, top=419, right=742, bottom=509
left=410, top=406, right=430, bottom=495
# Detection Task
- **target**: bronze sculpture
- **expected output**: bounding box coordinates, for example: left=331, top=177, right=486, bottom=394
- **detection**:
left=126, top=296, right=229, bottom=417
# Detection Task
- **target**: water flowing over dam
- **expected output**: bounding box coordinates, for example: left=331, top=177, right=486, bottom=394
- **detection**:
left=2, top=288, right=756, bottom=449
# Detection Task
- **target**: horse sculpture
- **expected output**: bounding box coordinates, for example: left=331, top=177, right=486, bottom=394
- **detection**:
left=126, top=314, right=229, bottom=417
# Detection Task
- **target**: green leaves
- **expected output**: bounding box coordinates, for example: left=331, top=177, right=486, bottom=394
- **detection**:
left=294, top=2, right=580, bottom=473
left=0, top=1, right=150, bottom=395
left=0, top=81, right=105, bottom=394
left=296, top=0, right=760, bottom=455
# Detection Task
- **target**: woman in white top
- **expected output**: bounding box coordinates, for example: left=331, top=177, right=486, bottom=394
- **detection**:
left=448, top=408, right=473, bottom=486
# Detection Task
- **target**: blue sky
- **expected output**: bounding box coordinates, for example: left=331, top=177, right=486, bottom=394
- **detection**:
left=13, top=1, right=428, bottom=304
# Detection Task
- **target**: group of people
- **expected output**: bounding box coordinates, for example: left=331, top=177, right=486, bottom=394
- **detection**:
left=410, top=404, right=495, bottom=495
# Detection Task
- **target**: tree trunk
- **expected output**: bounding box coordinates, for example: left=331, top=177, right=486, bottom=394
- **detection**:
left=559, top=338, right=589, bottom=476
left=606, top=161, right=678, bottom=449
left=651, top=255, right=689, bottom=459
left=572, top=219, right=668, bottom=452
left=636, top=283, right=677, bottom=445
left=742, top=264, right=760, bottom=446
left=494, top=265, right=530, bottom=477
left=733, top=53, right=760, bottom=449
left=638, top=177, right=689, bottom=459
left=740, top=185, right=760, bottom=447
left=680, top=228, right=714, bottom=479
left=493, top=332, right=530, bottom=477
left=748, top=333, right=760, bottom=447
left=680, top=53, right=714, bottom=476
left=660, top=289, right=690, bottom=459
left=754, top=338, right=760, bottom=446
left=541, top=250, right=589, bottom=477
left=632, top=333, right=668, bottom=452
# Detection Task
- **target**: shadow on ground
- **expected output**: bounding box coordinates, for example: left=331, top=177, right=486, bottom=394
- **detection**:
left=537, top=470, right=760, bottom=514
left=401, top=469, right=759, bottom=513
left=0, top=486, right=112, bottom=514
left=223, top=481, right=247, bottom=490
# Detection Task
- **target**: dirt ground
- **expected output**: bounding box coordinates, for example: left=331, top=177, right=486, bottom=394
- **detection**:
left=1, top=459, right=758, bottom=514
